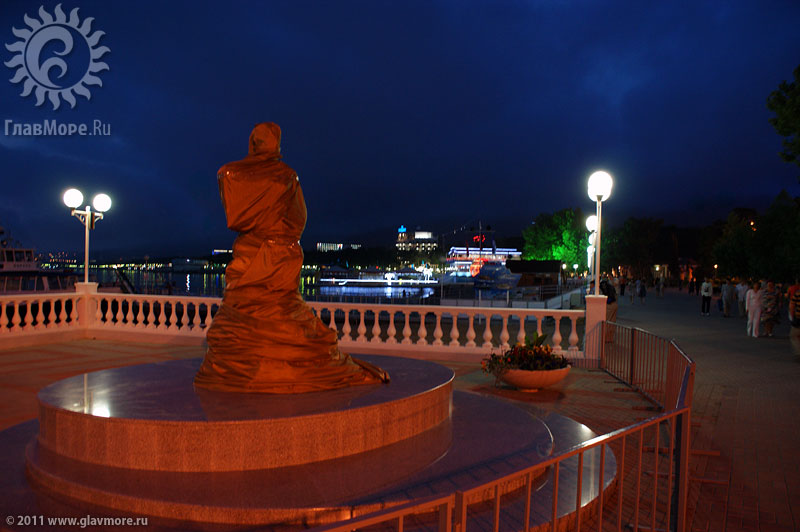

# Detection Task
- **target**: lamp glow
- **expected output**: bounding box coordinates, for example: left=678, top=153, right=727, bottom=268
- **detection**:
left=588, top=232, right=596, bottom=246
left=92, top=194, right=112, bottom=212
left=586, top=215, right=598, bottom=232
left=63, top=188, right=83, bottom=209
left=587, top=171, right=613, bottom=201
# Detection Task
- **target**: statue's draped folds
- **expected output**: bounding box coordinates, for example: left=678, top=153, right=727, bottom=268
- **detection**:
left=194, top=123, right=388, bottom=393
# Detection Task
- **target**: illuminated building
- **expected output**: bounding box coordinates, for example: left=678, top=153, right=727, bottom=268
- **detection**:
left=396, top=225, right=437, bottom=252
left=446, top=246, right=521, bottom=277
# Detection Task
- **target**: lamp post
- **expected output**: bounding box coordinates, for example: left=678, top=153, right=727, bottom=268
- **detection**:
left=585, top=215, right=598, bottom=284
left=63, top=189, right=112, bottom=284
left=587, top=171, right=613, bottom=296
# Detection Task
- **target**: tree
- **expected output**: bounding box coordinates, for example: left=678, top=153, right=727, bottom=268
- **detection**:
left=522, top=208, right=585, bottom=268
left=767, top=64, right=800, bottom=181
left=750, top=191, right=800, bottom=281
left=712, top=212, right=756, bottom=278
left=603, top=217, right=663, bottom=279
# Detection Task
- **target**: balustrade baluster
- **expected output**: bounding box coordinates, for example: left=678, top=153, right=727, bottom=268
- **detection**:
left=370, top=310, right=382, bottom=343
left=95, top=296, right=104, bottom=325
left=417, top=311, right=428, bottom=346
left=146, top=299, right=156, bottom=330
left=328, top=308, right=337, bottom=332
left=0, top=299, right=8, bottom=333
left=386, top=311, right=397, bottom=344
left=50, top=297, right=59, bottom=327
left=568, top=316, right=579, bottom=353
left=125, top=299, right=134, bottom=326
left=517, top=315, right=526, bottom=345
left=113, top=298, right=123, bottom=326
left=68, top=296, right=78, bottom=324
left=449, top=313, right=460, bottom=346
left=499, top=314, right=510, bottom=350
left=551, top=315, right=563, bottom=354
left=482, top=313, right=493, bottom=348
left=136, top=298, right=145, bottom=328
left=180, top=300, right=189, bottom=331
left=10, top=300, right=21, bottom=331
left=156, top=301, right=167, bottom=331
left=401, top=311, right=412, bottom=345
left=536, top=316, right=543, bottom=337
left=356, top=309, right=367, bottom=343
left=35, top=298, right=45, bottom=330
left=190, top=302, right=200, bottom=332
left=433, top=311, right=443, bottom=346
left=342, top=309, right=352, bottom=341
left=465, top=313, right=477, bottom=347
left=58, top=298, right=68, bottom=328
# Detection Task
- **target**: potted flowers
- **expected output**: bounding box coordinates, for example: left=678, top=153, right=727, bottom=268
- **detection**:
left=481, top=333, right=571, bottom=392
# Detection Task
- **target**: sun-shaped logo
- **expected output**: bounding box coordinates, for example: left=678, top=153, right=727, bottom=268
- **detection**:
left=5, top=4, right=110, bottom=110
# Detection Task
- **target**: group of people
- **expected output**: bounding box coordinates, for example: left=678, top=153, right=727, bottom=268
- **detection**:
left=691, top=277, right=800, bottom=347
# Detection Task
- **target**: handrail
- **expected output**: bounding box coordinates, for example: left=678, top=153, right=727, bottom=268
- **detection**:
left=307, top=320, right=695, bottom=532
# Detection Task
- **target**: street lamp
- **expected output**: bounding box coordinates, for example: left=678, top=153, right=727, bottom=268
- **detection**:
left=587, top=171, right=613, bottom=296
left=63, top=188, right=112, bottom=284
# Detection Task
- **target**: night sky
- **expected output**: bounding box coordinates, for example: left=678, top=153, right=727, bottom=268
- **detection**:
left=1, top=1, right=799, bottom=258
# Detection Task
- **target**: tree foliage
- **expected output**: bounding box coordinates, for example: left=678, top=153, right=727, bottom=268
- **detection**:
left=603, top=217, right=663, bottom=278
left=767, top=64, right=800, bottom=181
left=711, top=213, right=755, bottom=278
left=522, top=208, right=585, bottom=268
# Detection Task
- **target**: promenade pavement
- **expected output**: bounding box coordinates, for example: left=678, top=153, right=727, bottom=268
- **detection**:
left=0, top=289, right=797, bottom=531
left=613, top=288, right=800, bottom=532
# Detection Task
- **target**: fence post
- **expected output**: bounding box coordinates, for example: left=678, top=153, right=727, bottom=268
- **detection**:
left=629, top=328, right=637, bottom=385
left=672, top=408, right=691, bottom=532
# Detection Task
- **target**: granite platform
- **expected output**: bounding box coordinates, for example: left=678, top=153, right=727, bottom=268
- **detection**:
left=0, top=355, right=617, bottom=531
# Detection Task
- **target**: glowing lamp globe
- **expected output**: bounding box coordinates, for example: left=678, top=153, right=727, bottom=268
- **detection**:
left=585, top=215, right=598, bottom=232
left=63, top=188, right=83, bottom=209
left=93, top=194, right=112, bottom=213
left=587, top=171, right=613, bottom=202
left=588, top=232, right=596, bottom=246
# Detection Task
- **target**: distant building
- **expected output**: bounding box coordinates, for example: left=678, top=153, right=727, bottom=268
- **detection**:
left=317, top=243, right=344, bottom=252
left=315, top=243, right=362, bottom=252
left=396, top=225, right=437, bottom=252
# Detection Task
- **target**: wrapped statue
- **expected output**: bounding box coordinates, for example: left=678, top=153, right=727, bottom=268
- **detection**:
left=195, top=123, right=389, bottom=393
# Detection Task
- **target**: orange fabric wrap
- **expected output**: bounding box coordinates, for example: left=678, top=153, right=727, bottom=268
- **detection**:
left=194, top=123, right=388, bottom=393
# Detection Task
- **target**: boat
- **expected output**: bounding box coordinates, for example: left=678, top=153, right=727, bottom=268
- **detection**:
left=0, top=224, right=79, bottom=294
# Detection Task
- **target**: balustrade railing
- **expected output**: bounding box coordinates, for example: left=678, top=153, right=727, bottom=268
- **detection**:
left=0, top=293, right=81, bottom=335
left=1, top=293, right=587, bottom=358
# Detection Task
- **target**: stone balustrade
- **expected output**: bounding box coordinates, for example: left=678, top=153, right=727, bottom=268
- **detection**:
left=1, top=290, right=598, bottom=363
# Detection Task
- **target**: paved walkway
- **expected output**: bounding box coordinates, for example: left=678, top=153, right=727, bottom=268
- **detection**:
left=0, top=289, right=797, bottom=531
left=613, top=288, right=800, bottom=532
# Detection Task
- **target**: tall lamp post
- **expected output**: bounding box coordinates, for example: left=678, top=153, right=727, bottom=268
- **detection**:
left=63, top=189, right=112, bottom=284
left=585, top=215, right=598, bottom=283
left=587, top=171, right=613, bottom=296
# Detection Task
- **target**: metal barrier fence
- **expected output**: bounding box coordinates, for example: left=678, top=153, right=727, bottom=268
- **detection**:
left=307, top=322, right=695, bottom=532
left=600, top=322, right=694, bottom=411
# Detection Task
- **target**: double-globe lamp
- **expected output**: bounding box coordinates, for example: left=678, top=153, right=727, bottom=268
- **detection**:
left=587, top=171, right=613, bottom=296
left=585, top=215, right=598, bottom=277
left=63, top=188, right=112, bottom=284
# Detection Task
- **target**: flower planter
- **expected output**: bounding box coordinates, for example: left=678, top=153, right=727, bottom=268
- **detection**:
left=499, top=366, right=571, bottom=392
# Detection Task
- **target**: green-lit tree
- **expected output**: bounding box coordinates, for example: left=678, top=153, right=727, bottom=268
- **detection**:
left=522, top=208, right=585, bottom=267
left=767, top=64, right=800, bottom=182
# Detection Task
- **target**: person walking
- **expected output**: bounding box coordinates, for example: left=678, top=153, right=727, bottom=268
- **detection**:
left=746, top=281, right=762, bottom=337
left=599, top=276, right=618, bottom=341
left=639, top=279, right=647, bottom=304
left=736, top=279, right=749, bottom=318
left=789, top=278, right=800, bottom=356
left=720, top=279, right=734, bottom=317
left=700, top=277, right=713, bottom=316
left=760, top=281, right=780, bottom=337
left=631, top=278, right=638, bottom=304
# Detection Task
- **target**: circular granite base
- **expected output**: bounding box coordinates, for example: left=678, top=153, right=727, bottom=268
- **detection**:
left=34, top=356, right=452, bottom=472
left=0, top=356, right=617, bottom=531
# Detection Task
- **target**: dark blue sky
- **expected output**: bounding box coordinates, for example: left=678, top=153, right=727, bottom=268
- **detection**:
left=1, top=1, right=799, bottom=258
